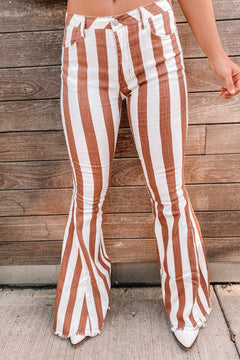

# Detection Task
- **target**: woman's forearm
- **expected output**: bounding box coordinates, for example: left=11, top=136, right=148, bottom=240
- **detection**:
left=177, top=0, right=226, bottom=62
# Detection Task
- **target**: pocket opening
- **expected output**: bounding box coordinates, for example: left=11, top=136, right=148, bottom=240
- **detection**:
left=62, top=23, right=79, bottom=50
left=146, top=10, right=178, bottom=38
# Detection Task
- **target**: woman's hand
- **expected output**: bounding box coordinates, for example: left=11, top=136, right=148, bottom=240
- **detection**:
left=176, top=0, right=240, bottom=99
left=208, top=54, right=240, bottom=99
left=176, top=0, right=240, bottom=98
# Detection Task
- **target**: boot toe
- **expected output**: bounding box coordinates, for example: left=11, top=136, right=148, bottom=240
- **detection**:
left=70, top=334, right=89, bottom=346
left=173, top=327, right=199, bottom=350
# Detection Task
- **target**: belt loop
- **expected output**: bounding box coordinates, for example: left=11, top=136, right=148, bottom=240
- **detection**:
left=80, top=16, right=86, bottom=38
left=137, top=7, right=145, bottom=29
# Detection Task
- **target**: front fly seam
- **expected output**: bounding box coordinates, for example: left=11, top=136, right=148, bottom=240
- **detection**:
left=80, top=17, right=86, bottom=37
left=137, top=7, right=145, bottom=29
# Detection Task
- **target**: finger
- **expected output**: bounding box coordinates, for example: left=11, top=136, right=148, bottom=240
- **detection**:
left=219, top=90, right=235, bottom=98
left=225, top=72, right=235, bottom=94
left=220, top=89, right=230, bottom=96
left=221, top=84, right=239, bottom=95
left=235, top=82, right=240, bottom=91
left=221, top=89, right=228, bottom=94
left=220, top=82, right=240, bottom=96
left=233, top=72, right=240, bottom=85
left=220, top=93, right=234, bottom=99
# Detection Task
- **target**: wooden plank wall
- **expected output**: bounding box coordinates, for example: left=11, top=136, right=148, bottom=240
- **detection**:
left=0, top=0, right=240, bottom=271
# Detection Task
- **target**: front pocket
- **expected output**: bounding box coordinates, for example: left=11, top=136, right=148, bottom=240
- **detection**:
left=62, top=23, right=79, bottom=50
left=146, top=9, right=178, bottom=38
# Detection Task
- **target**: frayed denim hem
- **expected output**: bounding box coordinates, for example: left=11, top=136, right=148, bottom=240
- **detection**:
left=53, top=305, right=110, bottom=339
left=170, top=305, right=212, bottom=332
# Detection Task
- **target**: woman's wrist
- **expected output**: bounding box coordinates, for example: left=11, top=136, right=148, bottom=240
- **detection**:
left=207, top=48, right=228, bottom=66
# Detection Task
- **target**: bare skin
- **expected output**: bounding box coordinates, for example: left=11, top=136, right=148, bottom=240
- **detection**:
left=66, top=0, right=240, bottom=99
left=66, top=0, right=161, bottom=16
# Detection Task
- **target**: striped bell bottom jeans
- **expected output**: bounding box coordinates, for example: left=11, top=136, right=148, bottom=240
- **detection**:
left=53, top=0, right=212, bottom=339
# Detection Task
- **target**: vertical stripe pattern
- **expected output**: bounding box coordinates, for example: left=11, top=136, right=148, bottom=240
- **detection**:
left=53, top=0, right=212, bottom=338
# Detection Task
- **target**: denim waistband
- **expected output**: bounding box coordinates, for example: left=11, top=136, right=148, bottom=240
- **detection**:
left=64, top=0, right=173, bottom=36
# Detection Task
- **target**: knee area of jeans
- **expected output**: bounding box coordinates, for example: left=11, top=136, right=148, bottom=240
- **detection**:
left=75, top=194, right=106, bottom=209
left=158, top=197, right=187, bottom=216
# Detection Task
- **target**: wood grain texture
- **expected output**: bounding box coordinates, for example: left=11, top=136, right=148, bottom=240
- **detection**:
left=1, top=58, right=240, bottom=101
left=206, top=124, right=240, bottom=154
left=1, top=0, right=239, bottom=32
left=0, top=211, right=239, bottom=241
left=1, top=94, right=240, bottom=133
left=0, top=126, right=205, bottom=162
left=0, top=124, right=239, bottom=161
left=0, top=236, right=240, bottom=265
left=0, top=184, right=240, bottom=216
left=1, top=21, right=239, bottom=68
left=1, top=155, right=240, bottom=190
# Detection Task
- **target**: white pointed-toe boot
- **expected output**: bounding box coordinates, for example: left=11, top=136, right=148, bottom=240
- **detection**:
left=70, top=334, right=89, bottom=347
left=69, top=307, right=110, bottom=347
left=172, top=327, right=199, bottom=350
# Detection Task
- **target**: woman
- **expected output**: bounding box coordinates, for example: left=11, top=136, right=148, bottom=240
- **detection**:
left=52, top=0, right=240, bottom=351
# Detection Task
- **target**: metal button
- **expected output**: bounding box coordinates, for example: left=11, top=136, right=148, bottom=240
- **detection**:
left=111, top=18, right=119, bottom=26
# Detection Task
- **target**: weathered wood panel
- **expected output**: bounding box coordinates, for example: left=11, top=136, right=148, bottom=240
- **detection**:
left=206, top=124, right=240, bottom=154
left=1, top=123, right=240, bottom=163
left=0, top=236, right=240, bottom=265
left=1, top=0, right=239, bottom=33
left=1, top=58, right=240, bottom=101
left=1, top=184, right=240, bottom=217
left=1, top=155, right=240, bottom=191
left=0, top=126, right=205, bottom=162
left=1, top=21, right=240, bottom=68
left=1, top=93, right=240, bottom=133
left=1, top=211, right=239, bottom=241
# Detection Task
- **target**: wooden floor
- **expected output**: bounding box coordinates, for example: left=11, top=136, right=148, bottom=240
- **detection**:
left=0, top=285, right=239, bottom=359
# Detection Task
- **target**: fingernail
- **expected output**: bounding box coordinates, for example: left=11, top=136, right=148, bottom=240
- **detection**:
left=230, top=89, right=235, bottom=94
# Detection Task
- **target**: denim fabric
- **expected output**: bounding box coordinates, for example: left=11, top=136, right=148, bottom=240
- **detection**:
left=53, top=0, right=212, bottom=339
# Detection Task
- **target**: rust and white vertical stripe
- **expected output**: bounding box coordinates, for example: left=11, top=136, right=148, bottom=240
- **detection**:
left=53, top=0, right=212, bottom=339
left=52, top=14, right=117, bottom=339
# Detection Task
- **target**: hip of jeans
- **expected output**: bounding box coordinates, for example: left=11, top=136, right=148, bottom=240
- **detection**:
left=62, top=0, right=176, bottom=41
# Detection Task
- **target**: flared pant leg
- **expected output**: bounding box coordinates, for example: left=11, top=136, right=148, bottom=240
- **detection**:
left=53, top=0, right=213, bottom=339
left=124, top=14, right=212, bottom=331
left=52, top=27, right=122, bottom=338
